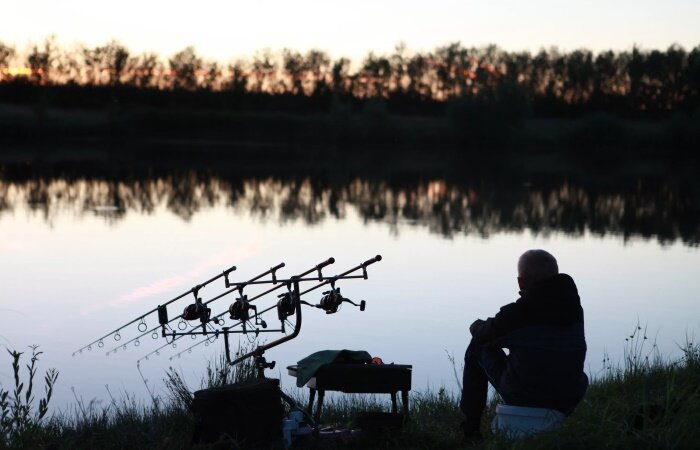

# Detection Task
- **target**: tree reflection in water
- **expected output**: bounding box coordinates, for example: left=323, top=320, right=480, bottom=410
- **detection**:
left=0, top=173, right=697, bottom=245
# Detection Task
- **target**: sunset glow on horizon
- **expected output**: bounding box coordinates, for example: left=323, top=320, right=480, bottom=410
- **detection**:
left=3, top=0, right=699, bottom=63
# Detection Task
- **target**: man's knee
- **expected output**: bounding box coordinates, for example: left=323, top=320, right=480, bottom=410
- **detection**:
left=466, top=338, right=500, bottom=368
left=465, top=338, right=483, bottom=360
left=467, top=340, right=508, bottom=386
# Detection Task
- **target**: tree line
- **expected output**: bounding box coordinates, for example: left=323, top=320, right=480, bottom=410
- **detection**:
left=1, top=36, right=699, bottom=117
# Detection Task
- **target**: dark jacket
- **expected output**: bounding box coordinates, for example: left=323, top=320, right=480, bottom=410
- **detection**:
left=470, top=273, right=588, bottom=413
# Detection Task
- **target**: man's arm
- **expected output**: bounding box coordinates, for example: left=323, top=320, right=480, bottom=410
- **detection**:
left=469, top=318, right=498, bottom=343
left=469, top=301, right=523, bottom=344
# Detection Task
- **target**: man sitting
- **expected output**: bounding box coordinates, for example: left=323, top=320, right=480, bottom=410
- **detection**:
left=461, top=249, right=588, bottom=438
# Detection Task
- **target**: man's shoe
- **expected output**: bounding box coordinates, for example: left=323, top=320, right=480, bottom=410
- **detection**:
left=460, top=421, right=483, bottom=443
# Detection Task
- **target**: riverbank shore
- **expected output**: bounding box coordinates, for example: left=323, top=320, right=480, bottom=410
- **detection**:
left=1, top=103, right=698, bottom=169
left=2, top=339, right=698, bottom=449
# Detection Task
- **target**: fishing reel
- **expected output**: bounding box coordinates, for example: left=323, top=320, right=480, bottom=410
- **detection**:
left=183, top=302, right=211, bottom=322
left=229, top=295, right=267, bottom=329
left=182, top=285, right=211, bottom=323
left=316, top=288, right=365, bottom=314
left=277, top=291, right=296, bottom=321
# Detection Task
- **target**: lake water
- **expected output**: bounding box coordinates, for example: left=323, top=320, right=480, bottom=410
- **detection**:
left=1, top=169, right=699, bottom=411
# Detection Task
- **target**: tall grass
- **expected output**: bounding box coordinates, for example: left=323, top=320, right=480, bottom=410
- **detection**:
left=164, top=346, right=257, bottom=412
left=0, top=346, right=58, bottom=449
left=41, top=395, right=192, bottom=450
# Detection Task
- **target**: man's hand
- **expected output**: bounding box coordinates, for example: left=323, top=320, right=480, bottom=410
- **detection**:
left=470, top=319, right=485, bottom=336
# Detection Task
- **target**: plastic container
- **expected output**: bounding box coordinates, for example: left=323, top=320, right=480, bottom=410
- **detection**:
left=281, top=419, right=295, bottom=448
left=282, top=410, right=312, bottom=448
left=491, top=404, right=565, bottom=438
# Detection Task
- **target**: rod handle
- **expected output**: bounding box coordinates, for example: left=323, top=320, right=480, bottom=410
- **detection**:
left=363, top=255, right=382, bottom=266
left=316, top=257, right=335, bottom=270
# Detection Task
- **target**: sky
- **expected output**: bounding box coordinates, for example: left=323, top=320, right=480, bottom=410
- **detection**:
left=3, top=0, right=700, bottom=62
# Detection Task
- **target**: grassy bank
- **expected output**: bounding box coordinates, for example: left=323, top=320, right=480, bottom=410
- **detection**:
left=2, top=335, right=700, bottom=449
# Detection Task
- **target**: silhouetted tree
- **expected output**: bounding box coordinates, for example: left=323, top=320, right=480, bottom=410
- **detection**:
left=592, top=50, right=623, bottom=105
left=0, top=42, right=15, bottom=82
left=201, top=61, right=220, bottom=91
left=251, top=50, right=277, bottom=93
left=686, top=47, right=700, bottom=109
left=406, top=54, right=430, bottom=98
left=224, top=61, right=248, bottom=93
left=503, top=51, right=533, bottom=90
left=330, top=57, right=351, bottom=95
left=473, top=45, right=504, bottom=94
left=26, top=36, right=58, bottom=85
left=282, top=49, right=304, bottom=94
left=125, top=52, right=161, bottom=88
left=657, top=45, right=688, bottom=111
left=110, top=42, right=130, bottom=85
left=563, top=50, right=595, bottom=105
left=390, top=43, right=407, bottom=94
left=82, top=40, right=130, bottom=85
left=359, top=52, right=391, bottom=98
left=304, top=49, right=330, bottom=96
left=52, top=44, right=82, bottom=84
left=169, top=47, right=202, bottom=90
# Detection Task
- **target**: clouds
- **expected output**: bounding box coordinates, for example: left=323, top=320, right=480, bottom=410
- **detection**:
left=111, top=239, right=261, bottom=307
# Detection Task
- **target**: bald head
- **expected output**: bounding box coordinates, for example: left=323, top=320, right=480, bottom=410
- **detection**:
left=517, top=249, right=558, bottom=288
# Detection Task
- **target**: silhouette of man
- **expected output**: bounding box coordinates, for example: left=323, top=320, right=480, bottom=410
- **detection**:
left=460, top=249, right=588, bottom=438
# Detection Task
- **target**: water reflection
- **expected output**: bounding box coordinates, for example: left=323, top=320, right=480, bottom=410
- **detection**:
left=0, top=173, right=698, bottom=245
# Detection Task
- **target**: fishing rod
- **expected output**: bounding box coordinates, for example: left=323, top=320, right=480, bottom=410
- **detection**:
left=208, top=255, right=377, bottom=330
left=73, top=264, right=237, bottom=356
left=140, top=256, right=381, bottom=364
left=166, top=255, right=374, bottom=341
left=103, top=262, right=286, bottom=355
left=160, top=275, right=368, bottom=339
left=156, top=257, right=338, bottom=339
left=134, top=258, right=337, bottom=363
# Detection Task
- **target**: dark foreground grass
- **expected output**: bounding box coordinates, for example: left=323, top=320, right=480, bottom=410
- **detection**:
left=2, top=337, right=700, bottom=449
